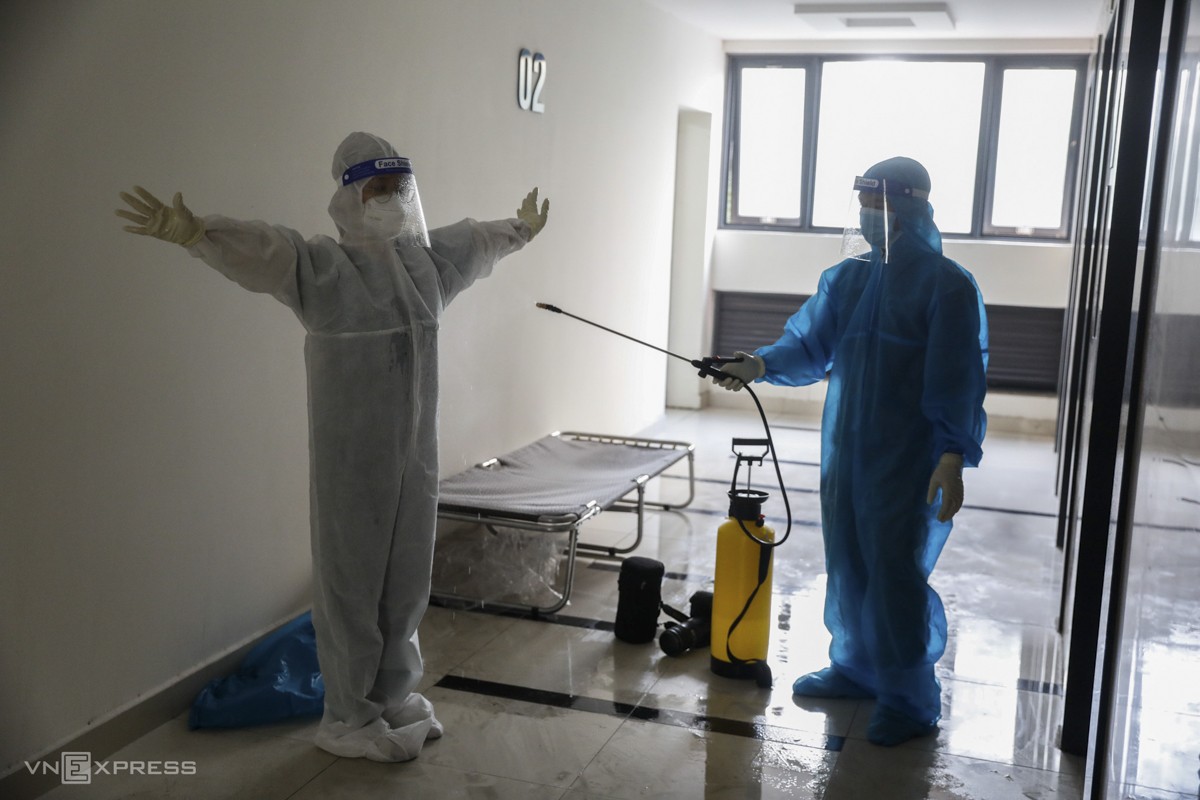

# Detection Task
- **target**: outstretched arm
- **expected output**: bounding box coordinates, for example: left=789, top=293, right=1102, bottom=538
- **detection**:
left=428, top=188, right=551, bottom=304
left=711, top=270, right=840, bottom=393
left=117, top=185, right=312, bottom=304
left=756, top=269, right=841, bottom=387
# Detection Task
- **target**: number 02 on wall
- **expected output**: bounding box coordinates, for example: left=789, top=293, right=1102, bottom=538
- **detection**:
left=517, top=49, right=546, bottom=113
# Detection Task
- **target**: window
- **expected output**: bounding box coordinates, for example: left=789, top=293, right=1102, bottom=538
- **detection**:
left=813, top=60, right=985, bottom=233
left=722, top=54, right=1088, bottom=240
left=990, top=68, right=1080, bottom=234
left=735, top=66, right=807, bottom=223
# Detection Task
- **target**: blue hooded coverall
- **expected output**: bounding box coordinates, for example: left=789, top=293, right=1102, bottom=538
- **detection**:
left=754, top=157, right=988, bottom=744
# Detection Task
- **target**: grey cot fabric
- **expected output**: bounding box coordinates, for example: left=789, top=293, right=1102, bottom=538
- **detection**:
left=438, top=436, right=687, bottom=519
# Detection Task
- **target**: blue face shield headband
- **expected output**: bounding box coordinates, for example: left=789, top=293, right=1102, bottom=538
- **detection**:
left=853, top=175, right=929, bottom=204
left=341, top=157, right=415, bottom=186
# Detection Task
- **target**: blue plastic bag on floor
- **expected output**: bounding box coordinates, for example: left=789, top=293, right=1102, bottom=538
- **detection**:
left=189, top=612, right=324, bottom=729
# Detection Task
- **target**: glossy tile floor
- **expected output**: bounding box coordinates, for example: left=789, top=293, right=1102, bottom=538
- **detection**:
left=39, top=407, right=1195, bottom=799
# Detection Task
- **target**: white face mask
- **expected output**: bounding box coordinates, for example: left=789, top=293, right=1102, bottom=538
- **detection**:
left=362, top=194, right=408, bottom=238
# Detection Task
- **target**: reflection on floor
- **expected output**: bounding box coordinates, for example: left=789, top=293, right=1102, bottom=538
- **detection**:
left=40, top=407, right=1200, bottom=799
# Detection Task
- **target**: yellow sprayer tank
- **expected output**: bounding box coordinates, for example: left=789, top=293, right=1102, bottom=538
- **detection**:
left=710, top=488, right=774, bottom=681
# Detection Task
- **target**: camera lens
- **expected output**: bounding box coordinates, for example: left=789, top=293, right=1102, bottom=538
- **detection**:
left=659, top=625, right=691, bottom=657
left=659, top=618, right=710, bottom=657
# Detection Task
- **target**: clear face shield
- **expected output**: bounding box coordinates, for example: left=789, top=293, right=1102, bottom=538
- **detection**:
left=841, top=176, right=894, bottom=263
left=341, top=157, right=430, bottom=246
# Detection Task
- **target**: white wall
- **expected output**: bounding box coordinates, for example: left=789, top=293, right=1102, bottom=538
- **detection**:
left=711, top=229, right=1074, bottom=306
left=0, top=0, right=724, bottom=775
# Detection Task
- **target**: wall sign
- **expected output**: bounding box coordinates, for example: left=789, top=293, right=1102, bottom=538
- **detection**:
left=517, top=48, right=546, bottom=113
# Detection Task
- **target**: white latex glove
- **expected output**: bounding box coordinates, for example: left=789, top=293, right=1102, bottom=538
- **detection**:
left=711, top=352, right=765, bottom=392
left=517, top=187, right=550, bottom=239
left=117, top=186, right=206, bottom=247
left=927, top=452, right=964, bottom=522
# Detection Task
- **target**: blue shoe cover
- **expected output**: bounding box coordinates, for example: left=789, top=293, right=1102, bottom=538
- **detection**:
left=791, top=666, right=874, bottom=699
left=866, top=704, right=938, bottom=746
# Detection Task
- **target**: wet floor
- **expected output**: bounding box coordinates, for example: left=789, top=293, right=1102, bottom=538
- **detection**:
left=41, top=407, right=1200, bottom=799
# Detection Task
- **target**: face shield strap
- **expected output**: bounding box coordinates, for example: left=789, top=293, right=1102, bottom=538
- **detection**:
left=341, top=157, right=416, bottom=186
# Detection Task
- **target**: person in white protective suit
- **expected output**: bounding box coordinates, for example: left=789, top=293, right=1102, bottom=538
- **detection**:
left=116, top=131, right=549, bottom=761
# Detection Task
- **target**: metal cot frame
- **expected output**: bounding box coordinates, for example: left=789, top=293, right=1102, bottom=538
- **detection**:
left=433, top=431, right=695, bottom=615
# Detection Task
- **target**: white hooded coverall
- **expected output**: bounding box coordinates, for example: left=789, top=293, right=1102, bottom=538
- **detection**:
left=187, top=132, right=533, bottom=761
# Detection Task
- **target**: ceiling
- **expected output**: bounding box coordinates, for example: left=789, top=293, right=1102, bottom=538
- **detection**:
left=642, top=0, right=1111, bottom=42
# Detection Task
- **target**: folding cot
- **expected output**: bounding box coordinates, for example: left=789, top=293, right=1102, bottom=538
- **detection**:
left=432, top=431, right=695, bottom=614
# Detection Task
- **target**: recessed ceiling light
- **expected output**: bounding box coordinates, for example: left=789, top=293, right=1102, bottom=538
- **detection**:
left=793, top=2, right=956, bottom=32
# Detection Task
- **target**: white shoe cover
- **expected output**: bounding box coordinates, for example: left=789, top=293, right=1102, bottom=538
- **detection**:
left=384, top=692, right=443, bottom=740
left=314, top=693, right=442, bottom=762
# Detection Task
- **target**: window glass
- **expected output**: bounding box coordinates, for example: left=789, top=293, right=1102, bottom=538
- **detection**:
left=1185, top=68, right=1200, bottom=242
left=736, top=66, right=806, bottom=221
left=722, top=54, right=1084, bottom=240
left=1191, top=179, right=1200, bottom=242
left=1165, top=67, right=1196, bottom=242
left=991, top=69, right=1079, bottom=232
left=812, top=60, right=985, bottom=233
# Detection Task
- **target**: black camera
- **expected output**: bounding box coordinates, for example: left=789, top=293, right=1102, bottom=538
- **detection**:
left=659, top=590, right=713, bottom=657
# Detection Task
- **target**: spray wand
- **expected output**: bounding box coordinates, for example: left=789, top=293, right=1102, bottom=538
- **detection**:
left=536, top=303, right=744, bottom=384
left=535, top=301, right=792, bottom=548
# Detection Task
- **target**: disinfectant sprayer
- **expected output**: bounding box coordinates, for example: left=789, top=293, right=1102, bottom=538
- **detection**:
left=713, top=438, right=776, bottom=687
left=536, top=302, right=792, bottom=688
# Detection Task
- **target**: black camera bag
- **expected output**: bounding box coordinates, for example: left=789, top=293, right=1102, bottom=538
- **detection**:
left=614, top=557, right=665, bottom=643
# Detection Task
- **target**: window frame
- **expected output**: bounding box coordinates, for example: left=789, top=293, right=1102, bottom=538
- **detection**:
left=721, top=53, right=1090, bottom=242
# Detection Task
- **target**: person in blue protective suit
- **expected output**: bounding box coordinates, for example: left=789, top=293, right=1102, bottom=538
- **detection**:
left=116, top=131, right=549, bottom=761
left=714, top=156, right=987, bottom=746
